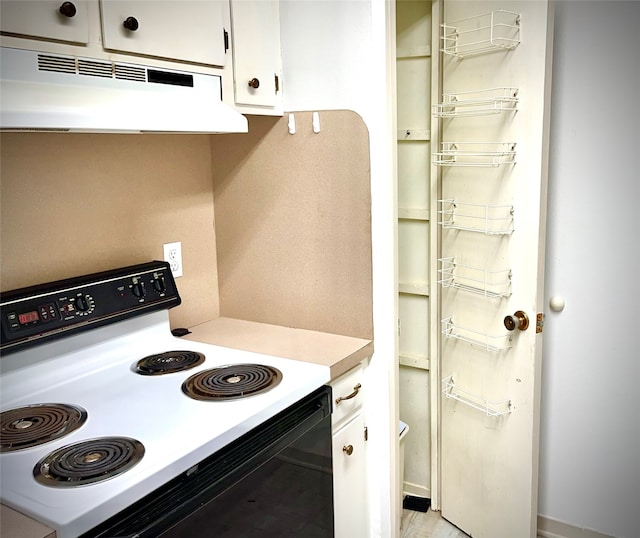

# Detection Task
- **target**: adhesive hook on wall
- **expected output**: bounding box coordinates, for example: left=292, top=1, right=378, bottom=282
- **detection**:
left=288, top=113, right=296, bottom=135
left=312, top=112, right=320, bottom=133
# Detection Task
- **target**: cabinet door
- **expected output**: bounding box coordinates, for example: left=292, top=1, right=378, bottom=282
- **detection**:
left=332, top=414, right=368, bottom=538
left=229, top=0, right=281, bottom=108
left=100, top=0, right=226, bottom=67
left=436, top=1, right=554, bottom=537
left=0, top=0, right=90, bottom=44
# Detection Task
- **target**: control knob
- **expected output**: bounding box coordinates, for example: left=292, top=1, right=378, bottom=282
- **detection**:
left=152, top=276, right=166, bottom=293
left=75, top=294, right=90, bottom=312
left=132, top=281, right=146, bottom=299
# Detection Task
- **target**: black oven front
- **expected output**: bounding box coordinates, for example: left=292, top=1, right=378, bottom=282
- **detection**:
left=82, top=386, right=334, bottom=538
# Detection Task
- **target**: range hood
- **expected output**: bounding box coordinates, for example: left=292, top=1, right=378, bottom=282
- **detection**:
left=0, top=47, right=248, bottom=133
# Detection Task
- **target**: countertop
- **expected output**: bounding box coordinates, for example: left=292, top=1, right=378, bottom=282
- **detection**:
left=0, top=505, right=55, bottom=538
left=184, top=317, right=373, bottom=380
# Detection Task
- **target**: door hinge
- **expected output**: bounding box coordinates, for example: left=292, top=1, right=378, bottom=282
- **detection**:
left=223, top=29, right=229, bottom=52
left=536, top=312, right=545, bottom=333
left=274, top=74, right=279, bottom=93
left=364, top=426, right=368, bottom=441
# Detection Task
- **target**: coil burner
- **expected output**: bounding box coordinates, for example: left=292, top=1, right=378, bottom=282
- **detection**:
left=0, top=403, right=87, bottom=453
left=135, top=350, right=205, bottom=375
left=34, top=436, right=145, bottom=487
left=182, top=364, right=283, bottom=401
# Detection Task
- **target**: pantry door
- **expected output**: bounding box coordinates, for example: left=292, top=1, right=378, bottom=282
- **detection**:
left=435, top=2, right=554, bottom=537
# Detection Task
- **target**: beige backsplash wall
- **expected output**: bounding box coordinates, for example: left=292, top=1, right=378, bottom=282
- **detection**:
left=0, top=133, right=219, bottom=329
left=1, top=112, right=373, bottom=339
left=210, top=111, right=373, bottom=340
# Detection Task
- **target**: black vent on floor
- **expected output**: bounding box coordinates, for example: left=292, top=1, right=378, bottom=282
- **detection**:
left=403, top=495, right=431, bottom=513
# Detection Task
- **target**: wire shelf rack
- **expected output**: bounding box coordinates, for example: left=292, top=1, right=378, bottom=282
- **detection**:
left=442, top=375, right=512, bottom=416
left=441, top=10, right=521, bottom=58
left=439, top=200, right=514, bottom=235
left=441, top=316, right=512, bottom=352
left=433, top=87, right=519, bottom=118
left=433, top=142, right=516, bottom=167
left=438, top=257, right=512, bottom=298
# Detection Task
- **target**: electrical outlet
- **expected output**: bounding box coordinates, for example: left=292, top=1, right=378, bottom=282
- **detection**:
left=163, top=241, right=183, bottom=278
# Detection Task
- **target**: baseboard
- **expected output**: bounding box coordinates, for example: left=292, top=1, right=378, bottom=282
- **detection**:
left=403, top=480, right=430, bottom=499
left=537, top=515, right=616, bottom=538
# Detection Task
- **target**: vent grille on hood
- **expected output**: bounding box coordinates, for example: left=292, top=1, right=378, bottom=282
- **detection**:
left=77, top=59, right=114, bottom=78
left=37, top=53, right=146, bottom=82
left=37, top=54, right=76, bottom=74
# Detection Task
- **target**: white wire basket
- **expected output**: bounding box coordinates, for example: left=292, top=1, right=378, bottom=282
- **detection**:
left=433, top=142, right=516, bottom=167
left=439, top=200, right=514, bottom=235
left=441, top=10, right=521, bottom=58
left=442, top=375, right=512, bottom=416
left=433, top=87, right=519, bottom=118
left=441, top=316, right=512, bottom=352
left=438, top=257, right=512, bottom=298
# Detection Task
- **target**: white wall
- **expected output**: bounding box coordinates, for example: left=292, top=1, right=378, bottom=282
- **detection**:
left=280, top=1, right=399, bottom=536
left=539, top=2, right=640, bottom=537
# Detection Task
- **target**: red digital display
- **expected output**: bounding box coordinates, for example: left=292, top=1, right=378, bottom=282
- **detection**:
left=18, top=311, right=39, bottom=325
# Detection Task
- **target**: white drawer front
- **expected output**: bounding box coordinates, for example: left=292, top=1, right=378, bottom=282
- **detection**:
left=331, top=362, right=365, bottom=431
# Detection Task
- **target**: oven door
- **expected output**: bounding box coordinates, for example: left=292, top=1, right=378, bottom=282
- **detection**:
left=83, top=386, right=334, bottom=538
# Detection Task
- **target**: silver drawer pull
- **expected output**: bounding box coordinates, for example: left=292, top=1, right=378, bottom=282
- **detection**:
left=335, top=383, right=361, bottom=405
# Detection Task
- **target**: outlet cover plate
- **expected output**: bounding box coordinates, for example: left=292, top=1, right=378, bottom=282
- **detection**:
left=163, top=241, right=183, bottom=278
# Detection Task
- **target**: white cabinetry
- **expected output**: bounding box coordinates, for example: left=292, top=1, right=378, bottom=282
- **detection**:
left=99, top=0, right=227, bottom=67
left=229, top=0, right=282, bottom=113
left=1, top=0, right=284, bottom=115
left=331, top=361, right=368, bottom=537
left=0, top=0, right=227, bottom=67
left=0, top=0, right=90, bottom=44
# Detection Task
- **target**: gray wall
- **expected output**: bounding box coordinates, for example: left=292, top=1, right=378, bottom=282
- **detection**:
left=539, top=2, right=640, bottom=536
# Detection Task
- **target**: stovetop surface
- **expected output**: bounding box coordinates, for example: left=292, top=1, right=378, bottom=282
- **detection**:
left=0, top=311, right=330, bottom=537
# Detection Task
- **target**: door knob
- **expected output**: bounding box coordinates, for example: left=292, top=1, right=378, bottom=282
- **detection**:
left=343, top=445, right=354, bottom=456
left=248, top=78, right=260, bottom=89
left=504, top=310, right=529, bottom=331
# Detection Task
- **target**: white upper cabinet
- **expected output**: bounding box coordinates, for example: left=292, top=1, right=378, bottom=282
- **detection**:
left=229, top=0, right=282, bottom=112
left=1, top=0, right=284, bottom=114
left=99, top=0, right=227, bottom=67
left=0, top=0, right=90, bottom=44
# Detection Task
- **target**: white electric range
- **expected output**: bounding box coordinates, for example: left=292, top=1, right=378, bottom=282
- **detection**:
left=0, top=261, right=332, bottom=538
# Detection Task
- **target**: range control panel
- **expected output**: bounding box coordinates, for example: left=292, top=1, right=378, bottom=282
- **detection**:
left=0, top=261, right=181, bottom=354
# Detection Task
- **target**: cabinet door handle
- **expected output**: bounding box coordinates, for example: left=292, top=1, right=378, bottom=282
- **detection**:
left=59, top=2, right=77, bottom=17
left=335, top=383, right=361, bottom=405
left=123, top=16, right=140, bottom=31
left=342, top=444, right=354, bottom=456
left=248, top=78, right=260, bottom=89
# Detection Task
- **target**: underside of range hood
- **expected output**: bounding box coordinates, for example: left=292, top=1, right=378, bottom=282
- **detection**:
left=0, top=47, right=249, bottom=134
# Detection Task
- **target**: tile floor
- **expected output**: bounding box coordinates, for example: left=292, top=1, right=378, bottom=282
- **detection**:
left=401, top=509, right=470, bottom=538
